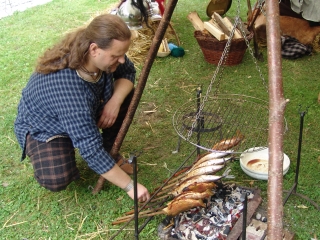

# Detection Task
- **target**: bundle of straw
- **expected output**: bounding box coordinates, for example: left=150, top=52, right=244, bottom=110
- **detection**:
left=127, top=20, right=180, bottom=66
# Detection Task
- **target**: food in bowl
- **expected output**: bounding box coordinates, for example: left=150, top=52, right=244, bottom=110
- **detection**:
left=246, top=159, right=268, bottom=173
left=240, top=147, right=290, bottom=180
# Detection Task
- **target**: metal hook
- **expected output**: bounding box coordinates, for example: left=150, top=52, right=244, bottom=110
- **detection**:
left=298, top=104, right=309, bottom=116
left=129, top=150, right=143, bottom=163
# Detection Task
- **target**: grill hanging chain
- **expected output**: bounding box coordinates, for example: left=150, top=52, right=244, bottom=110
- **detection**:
left=186, top=0, right=268, bottom=141
left=186, top=5, right=238, bottom=141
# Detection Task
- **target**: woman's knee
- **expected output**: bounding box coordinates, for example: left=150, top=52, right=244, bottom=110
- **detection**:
left=34, top=172, right=79, bottom=192
left=26, top=135, right=80, bottom=191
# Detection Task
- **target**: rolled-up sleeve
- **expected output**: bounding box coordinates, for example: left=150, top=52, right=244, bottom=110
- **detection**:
left=58, top=110, right=115, bottom=174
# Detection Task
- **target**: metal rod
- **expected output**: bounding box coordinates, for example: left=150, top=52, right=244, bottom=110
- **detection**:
left=133, top=155, right=139, bottom=240
left=293, top=108, right=307, bottom=192
left=282, top=106, right=319, bottom=211
left=283, top=108, right=306, bottom=205
left=138, top=216, right=155, bottom=233
left=283, top=190, right=320, bottom=211
left=196, top=86, right=202, bottom=156
left=242, top=194, right=247, bottom=240
left=283, top=183, right=297, bottom=206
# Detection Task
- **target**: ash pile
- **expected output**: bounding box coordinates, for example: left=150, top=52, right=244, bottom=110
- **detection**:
left=158, top=183, right=256, bottom=240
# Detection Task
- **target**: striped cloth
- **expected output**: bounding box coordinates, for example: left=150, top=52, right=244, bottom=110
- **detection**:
left=281, top=35, right=313, bottom=59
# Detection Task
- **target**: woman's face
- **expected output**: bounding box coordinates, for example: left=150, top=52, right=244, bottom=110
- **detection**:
left=90, top=39, right=131, bottom=73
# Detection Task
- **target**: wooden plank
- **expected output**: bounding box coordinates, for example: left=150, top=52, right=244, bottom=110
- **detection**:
left=187, top=11, right=204, bottom=31
left=203, top=21, right=225, bottom=40
left=222, top=17, right=243, bottom=39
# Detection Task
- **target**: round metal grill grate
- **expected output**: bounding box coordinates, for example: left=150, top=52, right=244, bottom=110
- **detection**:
left=173, top=94, right=270, bottom=154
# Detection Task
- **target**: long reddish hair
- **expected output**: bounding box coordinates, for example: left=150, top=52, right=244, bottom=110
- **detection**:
left=36, top=14, right=131, bottom=74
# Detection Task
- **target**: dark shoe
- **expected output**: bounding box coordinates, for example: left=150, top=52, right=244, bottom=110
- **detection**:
left=115, top=154, right=138, bottom=175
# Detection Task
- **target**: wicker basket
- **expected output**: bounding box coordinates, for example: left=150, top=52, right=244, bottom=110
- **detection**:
left=194, top=30, right=253, bottom=66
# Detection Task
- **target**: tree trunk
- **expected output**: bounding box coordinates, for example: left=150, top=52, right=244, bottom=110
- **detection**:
left=265, top=1, right=289, bottom=239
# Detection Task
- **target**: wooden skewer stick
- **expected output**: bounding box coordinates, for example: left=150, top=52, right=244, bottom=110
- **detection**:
left=150, top=194, right=174, bottom=203
left=123, top=206, right=164, bottom=216
left=153, top=190, right=173, bottom=198
left=138, top=197, right=169, bottom=207
left=112, top=210, right=165, bottom=225
left=159, top=180, right=179, bottom=191
left=112, top=208, right=165, bottom=223
left=165, top=172, right=186, bottom=184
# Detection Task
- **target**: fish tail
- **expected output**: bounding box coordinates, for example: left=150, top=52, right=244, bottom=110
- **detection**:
left=222, top=167, right=235, bottom=179
left=236, top=129, right=245, bottom=140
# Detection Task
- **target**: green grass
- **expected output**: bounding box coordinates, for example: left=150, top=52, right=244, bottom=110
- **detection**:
left=1, top=0, right=320, bottom=239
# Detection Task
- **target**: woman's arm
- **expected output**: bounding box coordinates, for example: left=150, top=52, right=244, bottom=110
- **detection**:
left=101, top=164, right=150, bottom=202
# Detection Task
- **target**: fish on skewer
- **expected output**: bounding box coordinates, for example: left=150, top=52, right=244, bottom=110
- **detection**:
left=159, top=164, right=227, bottom=192
left=161, top=152, right=233, bottom=188
left=191, top=158, right=231, bottom=171
left=112, top=198, right=206, bottom=225
left=165, top=159, right=228, bottom=185
left=212, top=130, right=244, bottom=150
left=171, top=167, right=234, bottom=196
left=173, top=188, right=213, bottom=201
left=165, top=198, right=205, bottom=216
left=155, top=167, right=233, bottom=197
left=193, top=151, right=234, bottom=165
left=183, top=182, right=217, bottom=193
left=150, top=182, right=217, bottom=203
left=166, top=164, right=225, bottom=186
left=179, top=165, right=225, bottom=182
left=191, top=153, right=233, bottom=171
left=115, top=183, right=218, bottom=224
left=166, top=153, right=233, bottom=185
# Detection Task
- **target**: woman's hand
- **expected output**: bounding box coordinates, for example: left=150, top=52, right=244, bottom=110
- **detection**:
left=97, top=78, right=134, bottom=129
left=101, top=164, right=150, bottom=203
left=127, top=183, right=150, bottom=202
left=97, top=98, right=121, bottom=129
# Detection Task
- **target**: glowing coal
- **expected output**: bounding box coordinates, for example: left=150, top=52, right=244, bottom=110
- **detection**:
left=159, top=183, right=255, bottom=240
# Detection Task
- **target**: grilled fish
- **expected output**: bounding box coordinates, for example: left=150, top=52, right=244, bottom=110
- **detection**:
left=212, top=130, right=244, bottom=150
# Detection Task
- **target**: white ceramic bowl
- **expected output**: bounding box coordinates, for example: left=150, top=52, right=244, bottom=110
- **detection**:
left=240, top=147, right=290, bottom=180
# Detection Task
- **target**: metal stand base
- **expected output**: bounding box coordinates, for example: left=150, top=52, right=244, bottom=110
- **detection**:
left=283, top=106, right=319, bottom=211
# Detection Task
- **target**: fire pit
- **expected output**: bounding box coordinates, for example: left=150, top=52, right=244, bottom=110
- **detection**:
left=158, top=183, right=262, bottom=240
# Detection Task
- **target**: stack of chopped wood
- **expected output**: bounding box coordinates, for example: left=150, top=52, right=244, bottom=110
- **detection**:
left=187, top=11, right=243, bottom=41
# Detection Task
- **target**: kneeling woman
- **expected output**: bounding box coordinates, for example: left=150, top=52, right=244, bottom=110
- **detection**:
left=14, top=14, right=150, bottom=203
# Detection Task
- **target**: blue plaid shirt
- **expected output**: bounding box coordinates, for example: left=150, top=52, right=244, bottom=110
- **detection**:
left=14, top=55, right=136, bottom=174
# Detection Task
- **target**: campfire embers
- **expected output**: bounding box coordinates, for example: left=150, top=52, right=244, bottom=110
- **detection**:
left=161, top=184, right=254, bottom=240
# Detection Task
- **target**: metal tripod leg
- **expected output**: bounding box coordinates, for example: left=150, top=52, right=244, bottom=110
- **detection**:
left=131, top=155, right=139, bottom=240
left=172, top=125, right=185, bottom=154
left=283, top=106, right=319, bottom=211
